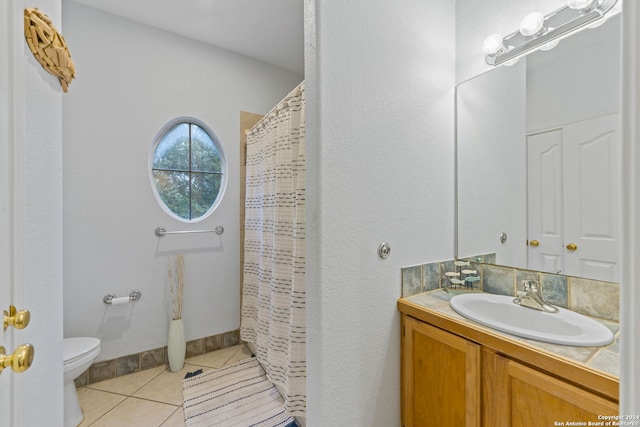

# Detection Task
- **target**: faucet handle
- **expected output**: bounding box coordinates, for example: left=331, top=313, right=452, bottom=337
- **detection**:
left=516, top=279, right=559, bottom=313
left=521, top=280, right=540, bottom=294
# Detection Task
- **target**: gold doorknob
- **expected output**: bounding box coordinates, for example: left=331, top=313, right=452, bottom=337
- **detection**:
left=566, top=243, right=578, bottom=251
left=529, top=240, right=540, bottom=247
left=3, top=306, right=30, bottom=331
left=0, top=344, right=34, bottom=374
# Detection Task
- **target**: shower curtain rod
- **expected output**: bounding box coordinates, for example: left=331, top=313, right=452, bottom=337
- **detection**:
left=244, top=81, right=305, bottom=136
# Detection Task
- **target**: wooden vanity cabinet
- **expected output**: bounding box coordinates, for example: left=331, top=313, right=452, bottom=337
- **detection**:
left=484, top=351, right=618, bottom=426
left=401, top=313, right=618, bottom=427
left=402, top=315, right=481, bottom=427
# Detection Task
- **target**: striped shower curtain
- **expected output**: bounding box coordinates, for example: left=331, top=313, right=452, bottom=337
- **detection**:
left=240, top=82, right=306, bottom=417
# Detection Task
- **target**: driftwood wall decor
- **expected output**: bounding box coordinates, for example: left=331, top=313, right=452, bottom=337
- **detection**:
left=24, top=8, right=76, bottom=92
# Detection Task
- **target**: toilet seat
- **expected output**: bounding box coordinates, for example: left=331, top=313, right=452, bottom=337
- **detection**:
left=63, top=337, right=100, bottom=366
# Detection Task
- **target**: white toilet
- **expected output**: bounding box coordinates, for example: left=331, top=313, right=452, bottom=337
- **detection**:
left=63, top=337, right=101, bottom=427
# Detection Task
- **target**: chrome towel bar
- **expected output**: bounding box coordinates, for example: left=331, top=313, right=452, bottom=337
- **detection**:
left=155, top=226, right=224, bottom=237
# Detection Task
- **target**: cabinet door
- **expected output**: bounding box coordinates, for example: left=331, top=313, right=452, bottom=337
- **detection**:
left=402, top=315, right=481, bottom=427
left=491, top=354, right=618, bottom=426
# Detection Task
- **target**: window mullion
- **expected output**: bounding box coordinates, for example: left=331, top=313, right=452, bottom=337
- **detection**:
left=188, top=123, right=193, bottom=220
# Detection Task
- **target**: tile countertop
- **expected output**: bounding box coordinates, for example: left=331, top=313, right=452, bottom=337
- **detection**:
left=401, top=289, right=620, bottom=379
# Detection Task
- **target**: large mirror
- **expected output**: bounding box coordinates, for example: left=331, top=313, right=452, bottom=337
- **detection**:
left=456, top=14, right=621, bottom=283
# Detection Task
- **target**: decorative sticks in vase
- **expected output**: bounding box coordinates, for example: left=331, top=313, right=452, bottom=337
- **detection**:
left=167, top=254, right=185, bottom=321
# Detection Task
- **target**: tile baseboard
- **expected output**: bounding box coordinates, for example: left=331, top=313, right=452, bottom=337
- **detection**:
left=74, top=329, right=241, bottom=387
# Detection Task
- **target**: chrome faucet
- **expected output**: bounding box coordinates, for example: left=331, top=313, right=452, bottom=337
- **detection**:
left=513, top=280, right=559, bottom=313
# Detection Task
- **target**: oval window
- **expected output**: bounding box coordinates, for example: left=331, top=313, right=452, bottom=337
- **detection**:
left=149, top=118, right=226, bottom=222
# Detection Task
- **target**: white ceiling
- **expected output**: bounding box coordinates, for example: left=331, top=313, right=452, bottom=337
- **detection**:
left=70, top=0, right=304, bottom=75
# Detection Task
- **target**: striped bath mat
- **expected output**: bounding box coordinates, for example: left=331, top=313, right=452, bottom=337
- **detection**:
left=182, top=357, right=297, bottom=427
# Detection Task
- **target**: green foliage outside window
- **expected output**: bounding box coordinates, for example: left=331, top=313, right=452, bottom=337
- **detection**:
left=151, top=121, right=224, bottom=221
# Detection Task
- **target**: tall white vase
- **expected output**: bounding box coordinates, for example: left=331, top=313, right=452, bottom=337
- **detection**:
left=168, top=318, right=186, bottom=372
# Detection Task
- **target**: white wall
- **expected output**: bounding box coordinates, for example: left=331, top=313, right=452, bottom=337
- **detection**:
left=526, top=15, right=621, bottom=132
left=305, top=0, right=455, bottom=425
left=457, top=62, right=527, bottom=267
left=62, top=1, right=303, bottom=361
left=23, top=0, right=65, bottom=424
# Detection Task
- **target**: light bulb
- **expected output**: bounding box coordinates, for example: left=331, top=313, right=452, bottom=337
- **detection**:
left=588, top=17, right=607, bottom=28
left=519, top=12, right=545, bottom=37
left=504, top=58, right=520, bottom=67
left=483, top=34, right=505, bottom=56
left=566, top=0, right=597, bottom=10
left=540, top=39, right=560, bottom=51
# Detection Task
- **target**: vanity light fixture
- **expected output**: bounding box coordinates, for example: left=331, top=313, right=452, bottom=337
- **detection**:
left=483, top=0, right=618, bottom=66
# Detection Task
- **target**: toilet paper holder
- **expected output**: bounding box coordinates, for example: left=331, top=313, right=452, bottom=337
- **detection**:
left=103, top=290, right=142, bottom=305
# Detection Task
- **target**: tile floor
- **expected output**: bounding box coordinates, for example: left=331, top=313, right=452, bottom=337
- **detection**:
left=77, top=344, right=253, bottom=427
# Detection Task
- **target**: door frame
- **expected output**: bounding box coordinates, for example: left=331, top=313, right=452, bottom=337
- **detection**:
left=1, top=0, right=26, bottom=425
left=621, top=0, right=640, bottom=414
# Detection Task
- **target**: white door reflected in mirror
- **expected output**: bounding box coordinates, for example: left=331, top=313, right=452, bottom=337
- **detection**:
left=527, top=114, right=620, bottom=282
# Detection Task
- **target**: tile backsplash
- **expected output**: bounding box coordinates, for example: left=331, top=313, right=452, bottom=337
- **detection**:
left=401, top=259, right=620, bottom=322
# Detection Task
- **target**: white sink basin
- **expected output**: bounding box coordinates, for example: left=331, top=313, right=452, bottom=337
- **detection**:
left=449, top=293, right=614, bottom=347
